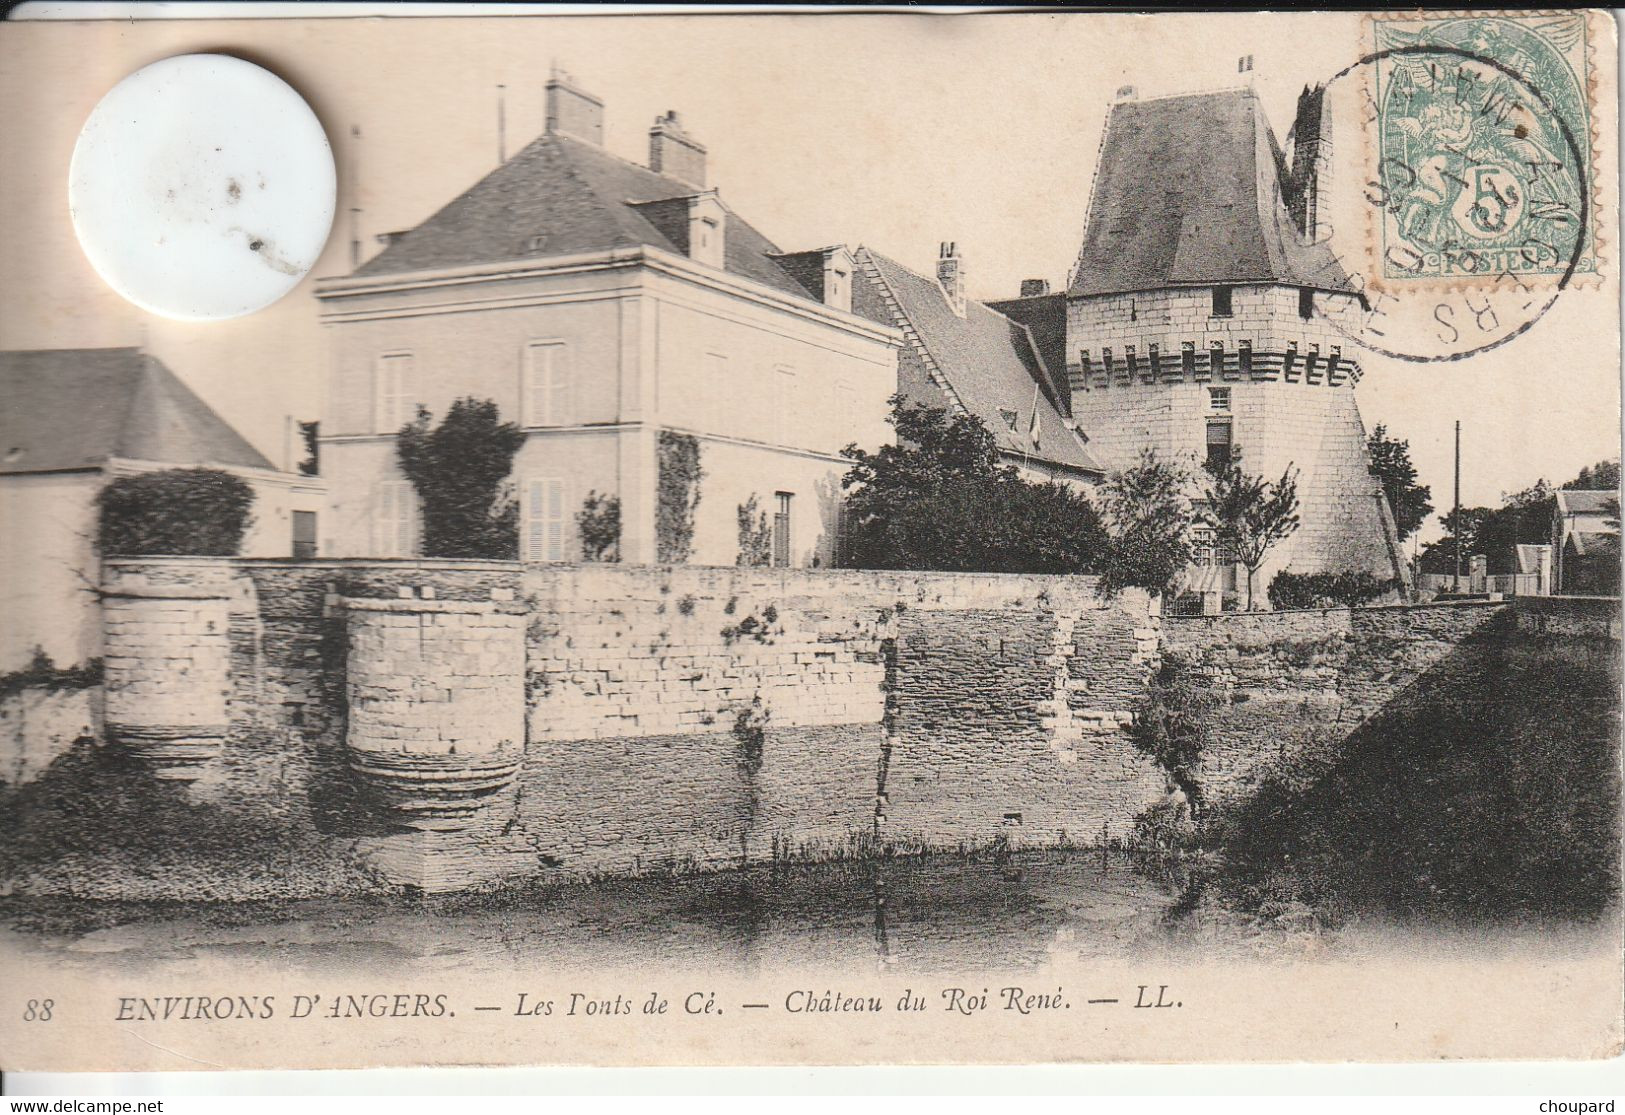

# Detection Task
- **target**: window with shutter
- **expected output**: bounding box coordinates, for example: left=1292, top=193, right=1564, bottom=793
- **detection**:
left=1205, top=418, right=1233, bottom=471
left=375, top=353, right=414, bottom=434
left=524, top=477, right=566, bottom=561
left=523, top=342, right=568, bottom=426
left=373, top=480, right=415, bottom=557
left=773, top=492, right=793, bottom=568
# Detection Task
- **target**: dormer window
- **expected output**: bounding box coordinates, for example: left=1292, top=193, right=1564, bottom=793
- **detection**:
left=630, top=192, right=727, bottom=269
left=999, top=408, right=1019, bottom=432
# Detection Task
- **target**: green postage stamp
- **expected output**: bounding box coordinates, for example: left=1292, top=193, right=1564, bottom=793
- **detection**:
left=1369, top=11, right=1599, bottom=285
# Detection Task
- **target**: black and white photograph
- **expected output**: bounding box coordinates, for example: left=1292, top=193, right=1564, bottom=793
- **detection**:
left=0, top=5, right=1619, bottom=1073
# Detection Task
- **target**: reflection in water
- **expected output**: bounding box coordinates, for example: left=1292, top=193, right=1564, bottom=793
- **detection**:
left=0, top=851, right=1187, bottom=977
left=873, top=876, right=890, bottom=970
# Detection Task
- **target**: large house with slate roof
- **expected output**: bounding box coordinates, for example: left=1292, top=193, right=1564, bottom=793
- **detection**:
left=315, top=72, right=897, bottom=568
left=0, top=348, right=324, bottom=671
left=992, top=85, right=1409, bottom=598
left=315, top=71, right=1409, bottom=598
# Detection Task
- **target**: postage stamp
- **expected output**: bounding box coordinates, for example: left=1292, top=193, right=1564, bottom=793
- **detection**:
left=1366, top=11, right=1600, bottom=288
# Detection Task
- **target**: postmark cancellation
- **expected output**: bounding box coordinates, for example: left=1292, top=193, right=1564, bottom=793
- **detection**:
left=1364, top=10, right=1603, bottom=291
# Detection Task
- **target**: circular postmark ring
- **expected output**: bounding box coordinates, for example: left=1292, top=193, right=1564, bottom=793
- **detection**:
left=1293, top=36, right=1591, bottom=364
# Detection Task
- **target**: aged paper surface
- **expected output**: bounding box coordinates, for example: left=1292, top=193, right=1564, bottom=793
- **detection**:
left=0, top=9, right=1621, bottom=1071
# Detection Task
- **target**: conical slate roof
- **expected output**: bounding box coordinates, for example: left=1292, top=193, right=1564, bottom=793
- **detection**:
left=1069, top=89, right=1355, bottom=297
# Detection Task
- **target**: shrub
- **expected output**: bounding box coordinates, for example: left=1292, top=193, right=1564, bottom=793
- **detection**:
left=840, top=395, right=1108, bottom=574
left=577, top=491, right=621, bottom=562
left=396, top=398, right=526, bottom=559
left=97, top=468, right=255, bottom=556
left=0, top=648, right=103, bottom=701
left=1268, top=570, right=1396, bottom=610
left=1128, top=653, right=1220, bottom=809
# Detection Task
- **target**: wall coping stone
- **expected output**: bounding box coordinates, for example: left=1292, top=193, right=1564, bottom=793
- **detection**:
left=102, top=584, right=233, bottom=601
left=344, top=597, right=522, bottom=616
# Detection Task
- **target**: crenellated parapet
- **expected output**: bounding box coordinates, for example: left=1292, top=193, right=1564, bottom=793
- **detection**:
left=343, top=590, right=527, bottom=831
left=1069, top=339, right=1361, bottom=393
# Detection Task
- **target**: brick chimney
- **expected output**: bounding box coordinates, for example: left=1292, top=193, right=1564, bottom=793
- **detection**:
left=1288, top=83, right=1332, bottom=244
left=937, top=242, right=966, bottom=317
left=649, top=111, right=707, bottom=188
left=545, top=69, right=604, bottom=145
left=1019, top=278, right=1050, bottom=298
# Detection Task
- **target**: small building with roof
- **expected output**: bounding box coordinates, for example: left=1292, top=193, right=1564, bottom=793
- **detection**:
left=315, top=71, right=899, bottom=569
left=1552, top=488, right=1620, bottom=594
left=0, top=347, right=324, bottom=670
left=852, top=244, right=1103, bottom=488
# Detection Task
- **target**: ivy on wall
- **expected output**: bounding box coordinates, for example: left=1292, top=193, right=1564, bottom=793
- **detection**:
left=577, top=491, right=622, bottom=562
left=656, top=430, right=703, bottom=564
left=736, top=493, right=773, bottom=567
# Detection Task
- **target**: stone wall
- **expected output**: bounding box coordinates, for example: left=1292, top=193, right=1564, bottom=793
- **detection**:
left=30, top=559, right=1163, bottom=893
left=8, top=558, right=1614, bottom=897
left=0, top=687, right=99, bottom=788
left=1160, top=600, right=1618, bottom=807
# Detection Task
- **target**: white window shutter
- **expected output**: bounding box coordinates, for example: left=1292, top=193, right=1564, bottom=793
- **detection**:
left=397, top=483, right=415, bottom=556
left=524, top=478, right=547, bottom=561
left=377, top=354, right=413, bottom=433
left=551, top=347, right=569, bottom=426
left=546, top=478, right=564, bottom=561
left=525, top=343, right=566, bottom=426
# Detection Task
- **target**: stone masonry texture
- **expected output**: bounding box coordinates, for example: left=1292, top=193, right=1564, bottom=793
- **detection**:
left=5, top=558, right=1609, bottom=897
left=1161, top=599, right=1621, bottom=808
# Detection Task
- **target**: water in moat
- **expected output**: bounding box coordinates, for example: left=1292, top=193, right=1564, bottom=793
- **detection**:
left=0, top=851, right=1199, bottom=976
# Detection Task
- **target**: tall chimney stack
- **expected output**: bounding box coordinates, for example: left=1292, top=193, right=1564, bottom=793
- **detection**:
left=1289, top=83, right=1333, bottom=244
left=649, top=111, right=707, bottom=189
left=937, top=242, right=966, bottom=317
left=545, top=68, right=604, bottom=145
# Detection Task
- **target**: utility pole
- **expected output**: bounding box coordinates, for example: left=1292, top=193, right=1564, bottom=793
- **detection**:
left=497, top=83, right=507, bottom=164
left=1453, top=419, right=1462, bottom=594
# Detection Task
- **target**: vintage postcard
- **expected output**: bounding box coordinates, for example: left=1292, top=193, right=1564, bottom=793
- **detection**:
left=0, top=8, right=1620, bottom=1072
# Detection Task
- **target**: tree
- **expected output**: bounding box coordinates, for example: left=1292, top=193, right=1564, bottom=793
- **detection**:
left=97, top=468, right=256, bottom=556
left=1564, top=460, right=1621, bottom=491
left=1096, top=449, right=1195, bottom=598
left=839, top=395, right=1107, bottom=574
left=1367, top=424, right=1432, bottom=541
left=395, top=398, right=526, bottom=560
left=1202, top=458, right=1301, bottom=611
left=1419, top=460, right=1620, bottom=579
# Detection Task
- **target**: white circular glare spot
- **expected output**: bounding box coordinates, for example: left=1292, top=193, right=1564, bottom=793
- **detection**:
left=69, top=54, right=336, bottom=321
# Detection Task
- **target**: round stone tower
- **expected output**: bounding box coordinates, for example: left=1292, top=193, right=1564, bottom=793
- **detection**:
left=1061, top=84, right=1406, bottom=597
